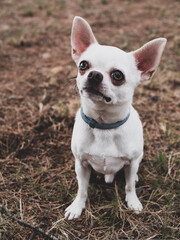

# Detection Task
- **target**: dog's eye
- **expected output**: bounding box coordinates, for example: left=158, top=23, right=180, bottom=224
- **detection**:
left=79, top=61, right=89, bottom=71
left=111, top=70, right=125, bottom=85
left=111, top=70, right=124, bottom=81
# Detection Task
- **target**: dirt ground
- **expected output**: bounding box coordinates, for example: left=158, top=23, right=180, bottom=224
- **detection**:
left=0, top=0, right=179, bottom=239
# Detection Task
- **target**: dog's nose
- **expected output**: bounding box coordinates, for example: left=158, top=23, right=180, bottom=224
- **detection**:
left=87, top=71, right=103, bottom=84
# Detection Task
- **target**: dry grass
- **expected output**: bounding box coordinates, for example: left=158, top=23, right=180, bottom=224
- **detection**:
left=0, top=0, right=180, bottom=239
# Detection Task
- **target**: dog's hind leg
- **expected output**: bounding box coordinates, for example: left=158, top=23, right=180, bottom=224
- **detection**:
left=104, top=174, right=115, bottom=183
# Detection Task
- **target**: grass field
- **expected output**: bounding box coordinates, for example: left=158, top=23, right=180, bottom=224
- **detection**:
left=0, top=0, right=179, bottom=239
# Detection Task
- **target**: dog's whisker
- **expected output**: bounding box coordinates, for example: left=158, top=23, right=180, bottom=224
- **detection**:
left=73, top=85, right=79, bottom=95
left=68, top=77, right=77, bottom=82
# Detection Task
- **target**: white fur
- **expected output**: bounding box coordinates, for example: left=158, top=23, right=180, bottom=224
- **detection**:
left=65, top=16, right=166, bottom=220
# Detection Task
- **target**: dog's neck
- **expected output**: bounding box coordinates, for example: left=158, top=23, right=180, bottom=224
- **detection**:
left=81, top=98, right=131, bottom=124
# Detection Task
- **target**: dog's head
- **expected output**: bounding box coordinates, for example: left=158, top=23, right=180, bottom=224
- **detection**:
left=71, top=16, right=166, bottom=106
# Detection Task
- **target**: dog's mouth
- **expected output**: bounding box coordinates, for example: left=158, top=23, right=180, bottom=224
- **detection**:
left=82, top=87, right=112, bottom=103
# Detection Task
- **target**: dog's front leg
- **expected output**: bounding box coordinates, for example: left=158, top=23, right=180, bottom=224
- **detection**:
left=124, top=154, right=143, bottom=213
left=65, top=159, right=91, bottom=220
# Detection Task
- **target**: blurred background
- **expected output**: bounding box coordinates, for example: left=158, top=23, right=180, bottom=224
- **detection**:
left=0, top=0, right=179, bottom=239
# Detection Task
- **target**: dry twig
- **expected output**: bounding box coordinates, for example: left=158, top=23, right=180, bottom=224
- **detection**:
left=0, top=204, right=59, bottom=240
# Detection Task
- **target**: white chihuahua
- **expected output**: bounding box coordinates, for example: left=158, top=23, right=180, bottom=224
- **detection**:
left=65, top=16, right=166, bottom=220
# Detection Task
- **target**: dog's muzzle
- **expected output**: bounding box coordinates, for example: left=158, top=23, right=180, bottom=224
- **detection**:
left=83, top=71, right=111, bottom=103
left=87, top=71, right=103, bottom=85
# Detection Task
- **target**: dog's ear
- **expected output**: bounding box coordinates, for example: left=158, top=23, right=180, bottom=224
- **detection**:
left=71, top=16, right=97, bottom=62
left=133, top=38, right=167, bottom=81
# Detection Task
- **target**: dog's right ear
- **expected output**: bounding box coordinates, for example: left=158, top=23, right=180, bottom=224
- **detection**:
left=133, top=38, right=167, bottom=82
left=71, top=16, right=97, bottom=62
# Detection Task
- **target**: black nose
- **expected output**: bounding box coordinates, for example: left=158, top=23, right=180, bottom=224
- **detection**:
left=87, top=71, right=103, bottom=84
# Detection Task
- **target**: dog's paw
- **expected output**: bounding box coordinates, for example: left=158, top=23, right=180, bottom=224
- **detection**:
left=126, top=193, right=143, bottom=214
left=65, top=199, right=85, bottom=220
left=104, top=174, right=114, bottom=183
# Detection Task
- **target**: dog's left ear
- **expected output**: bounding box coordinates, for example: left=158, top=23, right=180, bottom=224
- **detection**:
left=133, top=38, right=167, bottom=81
left=71, top=16, right=97, bottom=62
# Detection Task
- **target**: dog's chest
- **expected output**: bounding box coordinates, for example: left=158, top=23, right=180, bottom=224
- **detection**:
left=72, top=108, right=143, bottom=174
left=78, top=131, right=130, bottom=174
left=82, top=153, right=129, bottom=174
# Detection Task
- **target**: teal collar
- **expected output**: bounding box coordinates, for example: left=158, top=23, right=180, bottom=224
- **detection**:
left=80, top=107, right=130, bottom=129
